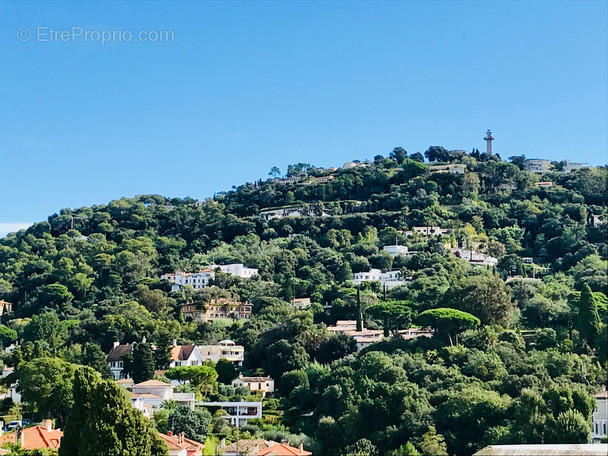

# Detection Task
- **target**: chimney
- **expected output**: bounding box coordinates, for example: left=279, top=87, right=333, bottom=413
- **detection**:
left=113, top=341, right=120, bottom=349
left=299, top=443, right=304, bottom=454
left=141, top=336, right=147, bottom=343
left=220, top=438, right=226, bottom=448
left=179, top=432, right=185, bottom=444
left=167, top=431, right=173, bottom=437
left=173, top=339, right=177, bottom=346
left=45, top=419, right=53, bottom=432
left=18, top=428, right=24, bottom=447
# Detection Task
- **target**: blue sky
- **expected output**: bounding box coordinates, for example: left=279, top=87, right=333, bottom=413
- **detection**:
left=0, top=1, right=606, bottom=234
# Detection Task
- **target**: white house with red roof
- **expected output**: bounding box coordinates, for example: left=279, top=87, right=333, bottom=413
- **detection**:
left=0, top=420, right=63, bottom=451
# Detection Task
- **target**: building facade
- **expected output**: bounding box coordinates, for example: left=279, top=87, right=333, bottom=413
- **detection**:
left=232, top=374, right=275, bottom=397
left=524, top=158, right=551, bottom=173
left=181, top=299, right=252, bottom=322
left=593, top=390, right=608, bottom=441
left=352, top=269, right=406, bottom=289
left=161, top=270, right=215, bottom=291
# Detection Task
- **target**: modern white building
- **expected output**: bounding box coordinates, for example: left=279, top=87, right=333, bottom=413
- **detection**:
left=161, top=269, right=215, bottom=291
left=127, top=380, right=196, bottom=412
left=593, top=390, right=608, bottom=441
left=405, top=226, right=450, bottom=237
left=232, top=374, right=275, bottom=397
left=205, top=263, right=258, bottom=279
left=197, top=340, right=245, bottom=365
left=429, top=164, right=466, bottom=174
left=450, top=248, right=498, bottom=266
left=343, top=161, right=372, bottom=169
left=352, top=269, right=406, bottom=289
left=524, top=158, right=551, bottom=173
left=198, top=401, right=263, bottom=426
left=383, top=245, right=409, bottom=257
left=563, top=160, right=590, bottom=173
left=259, top=207, right=306, bottom=220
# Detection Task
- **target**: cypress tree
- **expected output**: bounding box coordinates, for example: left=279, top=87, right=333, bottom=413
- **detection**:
left=356, top=287, right=363, bottom=332
left=132, top=342, right=155, bottom=383
left=577, top=284, right=601, bottom=346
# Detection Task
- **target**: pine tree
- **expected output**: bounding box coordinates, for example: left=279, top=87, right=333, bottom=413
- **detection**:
left=577, top=284, right=601, bottom=347
left=60, top=367, right=168, bottom=456
left=132, top=342, right=155, bottom=383
left=81, top=342, right=112, bottom=378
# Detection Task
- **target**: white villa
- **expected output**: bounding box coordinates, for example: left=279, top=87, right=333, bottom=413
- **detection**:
left=205, top=263, right=259, bottom=279
left=524, top=158, right=551, bottom=173
left=405, top=226, right=450, bottom=236
left=429, top=164, right=466, bottom=174
left=198, top=401, right=263, bottom=426
left=161, top=269, right=215, bottom=291
left=352, top=269, right=406, bottom=289
left=383, top=245, right=410, bottom=257
left=232, top=374, right=275, bottom=397
left=197, top=340, right=245, bottom=365
left=122, top=379, right=196, bottom=415
left=451, top=248, right=498, bottom=266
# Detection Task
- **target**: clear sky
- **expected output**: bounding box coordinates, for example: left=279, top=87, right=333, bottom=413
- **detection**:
left=0, top=1, right=606, bottom=234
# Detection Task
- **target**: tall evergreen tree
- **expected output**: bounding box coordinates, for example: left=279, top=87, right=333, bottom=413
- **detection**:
left=131, top=342, right=155, bottom=383
left=80, top=342, right=112, bottom=378
left=356, top=287, right=363, bottom=332
left=154, top=333, right=173, bottom=371
left=60, top=367, right=167, bottom=456
left=577, top=284, right=601, bottom=347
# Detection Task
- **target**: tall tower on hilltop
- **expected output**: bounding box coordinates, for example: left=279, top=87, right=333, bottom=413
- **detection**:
left=484, top=129, right=495, bottom=155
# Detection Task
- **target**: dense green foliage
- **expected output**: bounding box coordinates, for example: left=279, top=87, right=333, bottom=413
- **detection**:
left=0, top=149, right=606, bottom=455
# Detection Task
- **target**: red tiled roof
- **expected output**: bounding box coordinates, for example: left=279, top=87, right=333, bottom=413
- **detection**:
left=171, top=345, right=196, bottom=361
left=158, top=432, right=203, bottom=451
left=0, top=426, right=63, bottom=450
left=222, top=438, right=270, bottom=454
left=257, top=442, right=312, bottom=456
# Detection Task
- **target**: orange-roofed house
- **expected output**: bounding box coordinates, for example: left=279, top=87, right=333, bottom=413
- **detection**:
left=256, top=441, right=312, bottom=456
left=158, top=432, right=203, bottom=456
left=0, top=420, right=63, bottom=451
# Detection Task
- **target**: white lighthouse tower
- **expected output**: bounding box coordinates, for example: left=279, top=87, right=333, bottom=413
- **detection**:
left=484, top=129, right=494, bottom=155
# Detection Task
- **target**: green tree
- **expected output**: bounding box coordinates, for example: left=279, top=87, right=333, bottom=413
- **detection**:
left=215, top=359, right=237, bottom=385
left=417, top=308, right=480, bottom=345
left=0, top=324, right=17, bottom=347
left=129, top=343, right=155, bottom=383
left=153, top=333, right=173, bottom=371
left=342, top=438, right=379, bottom=456
left=576, top=284, right=601, bottom=347
left=269, top=166, right=281, bottom=178
left=60, top=367, right=167, bottom=456
left=79, top=342, right=112, bottom=378
left=9, top=357, right=76, bottom=425
left=168, top=405, right=212, bottom=442
left=22, top=311, right=67, bottom=353
left=365, top=300, right=412, bottom=337
left=419, top=426, right=448, bottom=456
